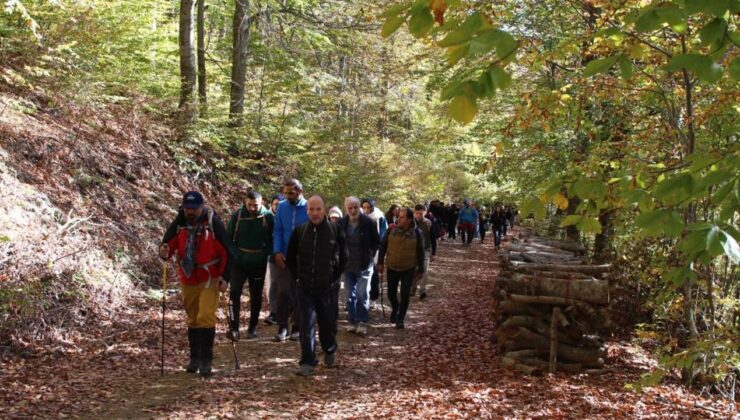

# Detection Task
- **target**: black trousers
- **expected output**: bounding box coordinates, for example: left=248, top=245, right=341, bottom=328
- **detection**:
left=387, top=268, right=415, bottom=323
left=296, top=286, right=338, bottom=366
left=229, top=262, right=267, bottom=331
left=369, top=263, right=380, bottom=301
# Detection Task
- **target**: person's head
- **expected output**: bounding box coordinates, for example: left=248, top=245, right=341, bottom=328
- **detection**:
left=181, top=191, right=205, bottom=224
left=413, top=204, right=426, bottom=222
left=282, top=179, right=303, bottom=205
left=361, top=198, right=375, bottom=215
left=271, top=194, right=284, bottom=213
left=396, top=207, right=413, bottom=229
left=307, top=195, right=326, bottom=225
left=328, top=206, right=343, bottom=223
left=345, top=196, right=361, bottom=222
left=245, top=190, right=263, bottom=215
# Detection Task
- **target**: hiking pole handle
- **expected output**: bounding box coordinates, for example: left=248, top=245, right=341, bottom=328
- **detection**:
left=160, top=263, right=168, bottom=376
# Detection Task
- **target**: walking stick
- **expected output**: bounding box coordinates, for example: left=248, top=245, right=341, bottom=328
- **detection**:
left=160, top=263, right=167, bottom=376
left=379, top=270, right=386, bottom=318
left=222, top=297, right=240, bottom=370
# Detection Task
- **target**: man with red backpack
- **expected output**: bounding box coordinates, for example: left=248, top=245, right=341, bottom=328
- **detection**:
left=159, top=191, right=231, bottom=376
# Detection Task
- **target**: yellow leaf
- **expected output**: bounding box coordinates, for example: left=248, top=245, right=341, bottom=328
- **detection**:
left=554, top=192, right=569, bottom=210
left=449, top=95, right=477, bottom=125
left=494, top=143, right=504, bottom=156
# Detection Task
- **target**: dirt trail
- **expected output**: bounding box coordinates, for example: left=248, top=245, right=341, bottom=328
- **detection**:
left=15, top=230, right=736, bottom=418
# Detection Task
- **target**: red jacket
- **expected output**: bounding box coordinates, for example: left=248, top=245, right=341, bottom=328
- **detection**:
left=166, top=215, right=228, bottom=285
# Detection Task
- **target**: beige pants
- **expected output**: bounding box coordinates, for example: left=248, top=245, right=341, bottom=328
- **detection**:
left=181, top=281, right=220, bottom=328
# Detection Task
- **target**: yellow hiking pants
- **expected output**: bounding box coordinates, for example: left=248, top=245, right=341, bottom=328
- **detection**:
left=181, top=281, right=220, bottom=328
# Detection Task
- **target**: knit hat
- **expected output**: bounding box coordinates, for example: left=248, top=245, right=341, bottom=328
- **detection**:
left=328, top=206, right=343, bottom=219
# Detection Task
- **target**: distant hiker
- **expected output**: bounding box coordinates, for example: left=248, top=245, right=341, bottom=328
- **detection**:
left=478, top=207, right=489, bottom=243
left=489, top=206, right=507, bottom=249
left=385, top=204, right=400, bottom=226
left=378, top=207, right=426, bottom=329
left=273, top=179, right=308, bottom=342
left=338, top=196, right=380, bottom=336
left=457, top=200, right=479, bottom=246
left=446, top=203, right=459, bottom=240
left=264, top=194, right=284, bottom=326
left=328, top=206, right=343, bottom=224
left=503, top=205, right=513, bottom=236
left=226, top=190, right=274, bottom=340
left=412, top=204, right=437, bottom=300
left=159, top=191, right=231, bottom=376
left=361, top=198, right=388, bottom=305
left=286, top=195, right=348, bottom=376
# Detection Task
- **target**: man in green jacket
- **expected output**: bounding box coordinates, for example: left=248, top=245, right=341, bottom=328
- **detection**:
left=226, top=190, right=274, bottom=339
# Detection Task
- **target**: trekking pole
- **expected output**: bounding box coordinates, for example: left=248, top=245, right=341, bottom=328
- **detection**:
left=379, top=270, right=386, bottom=318
left=160, top=263, right=168, bottom=376
left=222, top=297, right=240, bottom=370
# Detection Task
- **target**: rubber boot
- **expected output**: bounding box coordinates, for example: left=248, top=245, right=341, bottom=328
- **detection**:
left=185, top=328, right=199, bottom=373
left=199, top=327, right=215, bottom=377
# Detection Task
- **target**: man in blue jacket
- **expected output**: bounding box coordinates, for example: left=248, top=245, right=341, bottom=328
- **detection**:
left=338, top=197, right=380, bottom=336
left=272, top=179, right=308, bottom=342
left=457, top=199, right=479, bottom=246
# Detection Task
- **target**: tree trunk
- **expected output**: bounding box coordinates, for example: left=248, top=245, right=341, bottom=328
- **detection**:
left=497, top=275, right=609, bottom=305
left=507, top=261, right=610, bottom=275
left=592, top=208, right=614, bottom=263
left=179, top=0, right=197, bottom=119
left=501, top=326, right=603, bottom=365
left=229, top=0, right=251, bottom=125
left=197, top=0, right=207, bottom=106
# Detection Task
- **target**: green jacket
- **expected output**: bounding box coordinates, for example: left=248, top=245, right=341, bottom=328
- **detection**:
left=226, top=205, right=274, bottom=266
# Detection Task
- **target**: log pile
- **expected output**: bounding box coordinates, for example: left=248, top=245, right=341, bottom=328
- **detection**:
left=493, top=235, right=610, bottom=375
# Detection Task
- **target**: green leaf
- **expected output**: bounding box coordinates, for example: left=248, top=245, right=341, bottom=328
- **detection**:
left=572, top=178, right=607, bottom=201
left=468, top=29, right=499, bottom=55
left=521, top=196, right=546, bottom=219
left=577, top=216, right=602, bottom=234
left=729, top=57, right=740, bottom=81
left=408, top=7, right=434, bottom=38
left=664, top=266, right=697, bottom=288
left=489, top=66, right=512, bottom=90
left=685, top=0, right=730, bottom=16
left=584, top=55, right=620, bottom=77
left=380, top=2, right=413, bottom=18
left=699, top=18, right=727, bottom=46
left=635, top=9, right=661, bottom=33
left=440, top=81, right=464, bottom=100
left=494, top=31, right=517, bottom=59
left=595, top=27, right=621, bottom=38
left=635, top=208, right=684, bottom=237
left=656, top=3, right=687, bottom=33
left=618, top=56, right=634, bottom=80
left=717, top=226, right=740, bottom=263
left=381, top=15, right=406, bottom=38
left=461, top=12, right=486, bottom=36
left=560, top=215, right=583, bottom=227
left=476, top=71, right=496, bottom=98
left=449, top=95, right=477, bottom=125
left=664, top=53, right=723, bottom=83
left=446, top=44, right=469, bottom=65
left=654, top=172, right=695, bottom=205
left=438, top=30, right=472, bottom=47
left=711, top=180, right=735, bottom=204
left=678, top=228, right=710, bottom=255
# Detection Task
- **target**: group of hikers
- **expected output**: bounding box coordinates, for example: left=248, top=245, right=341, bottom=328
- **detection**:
left=157, top=179, right=517, bottom=377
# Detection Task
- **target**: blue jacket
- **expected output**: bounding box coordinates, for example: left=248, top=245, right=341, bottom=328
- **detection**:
left=273, top=197, right=308, bottom=255
left=458, top=205, right=479, bottom=224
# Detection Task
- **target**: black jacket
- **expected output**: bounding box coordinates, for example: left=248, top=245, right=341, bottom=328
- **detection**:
left=337, top=213, right=381, bottom=271
left=286, top=218, right=348, bottom=293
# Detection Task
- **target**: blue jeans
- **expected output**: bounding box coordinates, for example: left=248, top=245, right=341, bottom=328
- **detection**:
left=343, top=267, right=373, bottom=324
left=493, top=226, right=503, bottom=246
left=296, top=286, right=338, bottom=367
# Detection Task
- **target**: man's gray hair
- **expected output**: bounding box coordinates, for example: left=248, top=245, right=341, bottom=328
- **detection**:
left=344, top=196, right=361, bottom=206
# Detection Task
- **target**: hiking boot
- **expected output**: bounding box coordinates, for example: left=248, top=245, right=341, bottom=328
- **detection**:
left=296, top=364, right=315, bottom=376
left=246, top=328, right=257, bottom=339
left=289, top=330, right=300, bottom=341
left=390, top=312, right=397, bottom=324
left=395, top=321, right=405, bottom=329
left=227, top=329, right=239, bottom=342
left=324, top=352, right=336, bottom=368
left=199, top=328, right=215, bottom=377
left=274, top=328, right=289, bottom=342
left=419, top=291, right=428, bottom=300
left=185, top=328, right=199, bottom=373
left=346, top=324, right=357, bottom=334
left=264, top=313, right=276, bottom=325
left=356, top=323, right=367, bottom=337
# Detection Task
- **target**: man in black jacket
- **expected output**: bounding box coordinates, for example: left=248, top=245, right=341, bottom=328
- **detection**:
left=286, top=195, right=348, bottom=376
left=338, top=196, right=380, bottom=336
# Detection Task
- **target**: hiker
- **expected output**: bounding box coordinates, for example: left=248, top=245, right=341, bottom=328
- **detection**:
left=412, top=204, right=437, bottom=300
left=385, top=204, right=400, bottom=226
left=478, top=206, right=489, bottom=243
left=264, top=194, right=284, bottom=326
left=328, top=206, right=343, bottom=223
left=158, top=191, right=231, bottom=376
left=377, top=207, right=426, bottom=329
left=457, top=200, right=479, bottom=246
left=361, top=198, right=388, bottom=306
left=273, top=179, right=308, bottom=342
left=503, top=205, right=513, bottom=236
left=226, top=190, right=274, bottom=340
left=490, top=206, right=507, bottom=249
left=338, top=196, right=380, bottom=336
left=286, top=195, right=348, bottom=376
left=446, top=203, right=458, bottom=240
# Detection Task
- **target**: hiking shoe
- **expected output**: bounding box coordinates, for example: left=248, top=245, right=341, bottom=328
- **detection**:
left=390, top=312, right=397, bottom=324
left=395, top=321, right=405, bottom=329
left=185, top=357, right=199, bottom=373
left=356, top=323, right=367, bottom=337
left=419, top=291, right=427, bottom=300
left=296, top=364, right=315, bottom=376
left=324, top=352, right=336, bottom=368
left=246, top=329, right=257, bottom=339
left=264, top=314, right=276, bottom=325
left=289, top=330, right=300, bottom=341
left=227, top=329, right=239, bottom=342
left=346, top=324, right=357, bottom=334
left=274, top=328, right=289, bottom=342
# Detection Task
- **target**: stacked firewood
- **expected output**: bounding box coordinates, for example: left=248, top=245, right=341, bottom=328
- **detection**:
left=493, top=235, right=610, bottom=375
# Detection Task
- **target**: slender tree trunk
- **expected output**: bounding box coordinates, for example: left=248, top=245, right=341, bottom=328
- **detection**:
left=197, top=0, right=207, bottom=107
left=179, top=0, right=197, bottom=119
left=229, top=0, right=251, bottom=125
